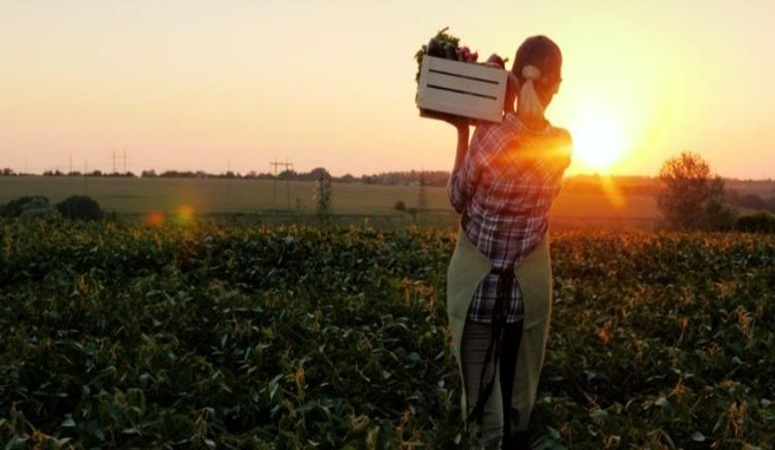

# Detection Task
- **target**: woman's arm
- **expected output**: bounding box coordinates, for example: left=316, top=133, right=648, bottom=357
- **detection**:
left=452, top=124, right=470, bottom=173
left=445, top=118, right=476, bottom=214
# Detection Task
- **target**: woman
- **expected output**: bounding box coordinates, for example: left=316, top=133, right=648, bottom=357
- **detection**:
left=444, top=35, right=572, bottom=449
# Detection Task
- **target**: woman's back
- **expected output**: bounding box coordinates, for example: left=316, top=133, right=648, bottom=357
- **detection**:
left=448, top=111, right=572, bottom=271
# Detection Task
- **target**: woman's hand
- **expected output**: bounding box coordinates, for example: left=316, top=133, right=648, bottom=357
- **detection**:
left=486, top=53, right=520, bottom=115
left=442, top=114, right=471, bottom=132
left=420, top=109, right=470, bottom=131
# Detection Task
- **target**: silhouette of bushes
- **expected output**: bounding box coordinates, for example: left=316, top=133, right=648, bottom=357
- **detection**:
left=0, top=196, right=52, bottom=218
left=56, top=195, right=103, bottom=220
left=735, top=212, right=775, bottom=234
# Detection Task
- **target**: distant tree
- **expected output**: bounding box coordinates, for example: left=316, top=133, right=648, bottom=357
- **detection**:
left=657, top=151, right=736, bottom=230
left=394, top=200, right=406, bottom=212
left=278, top=169, right=297, bottom=180
left=1, top=168, right=14, bottom=176
left=308, top=167, right=331, bottom=182
left=141, top=169, right=157, bottom=178
left=339, top=173, right=356, bottom=183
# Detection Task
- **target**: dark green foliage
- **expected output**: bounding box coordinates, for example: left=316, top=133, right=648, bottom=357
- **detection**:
left=1, top=221, right=774, bottom=449
left=414, top=27, right=462, bottom=82
left=0, top=195, right=50, bottom=217
left=697, top=198, right=738, bottom=231
left=55, top=195, right=103, bottom=221
left=735, top=212, right=775, bottom=234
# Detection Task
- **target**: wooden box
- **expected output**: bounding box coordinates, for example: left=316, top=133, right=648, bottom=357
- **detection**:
left=416, top=56, right=508, bottom=123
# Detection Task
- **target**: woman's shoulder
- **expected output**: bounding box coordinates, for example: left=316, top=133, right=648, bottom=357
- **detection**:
left=545, top=122, right=573, bottom=144
left=504, top=113, right=572, bottom=142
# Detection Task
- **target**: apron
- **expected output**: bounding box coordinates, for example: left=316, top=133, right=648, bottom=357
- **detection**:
left=446, top=220, right=553, bottom=432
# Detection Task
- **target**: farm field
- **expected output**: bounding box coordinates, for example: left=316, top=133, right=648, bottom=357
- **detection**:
left=0, top=176, right=660, bottom=229
left=1, top=219, right=774, bottom=449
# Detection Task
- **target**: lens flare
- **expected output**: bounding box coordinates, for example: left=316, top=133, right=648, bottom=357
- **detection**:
left=177, top=205, right=194, bottom=224
left=147, top=211, right=165, bottom=226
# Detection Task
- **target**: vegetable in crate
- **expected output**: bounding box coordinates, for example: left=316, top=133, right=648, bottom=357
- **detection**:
left=426, top=38, right=444, bottom=58
left=413, top=27, right=462, bottom=81
left=414, top=27, right=506, bottom=81
left=486, top=53, right=506, bottom=69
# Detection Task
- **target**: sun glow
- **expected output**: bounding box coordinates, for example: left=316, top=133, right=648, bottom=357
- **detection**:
left=570, top=113, right=627, bottom=173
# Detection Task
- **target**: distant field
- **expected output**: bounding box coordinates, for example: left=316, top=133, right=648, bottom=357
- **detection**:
left=0, top=176, right=660, bottom=228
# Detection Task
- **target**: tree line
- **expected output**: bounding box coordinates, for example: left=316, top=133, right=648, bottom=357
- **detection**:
left=0, top=167, right=452, bottom=186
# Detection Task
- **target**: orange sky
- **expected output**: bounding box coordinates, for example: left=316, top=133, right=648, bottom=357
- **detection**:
left=1, top=1, right=774, bottom=178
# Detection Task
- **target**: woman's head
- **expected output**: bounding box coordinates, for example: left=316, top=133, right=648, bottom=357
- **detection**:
left=511, top=35, right=563, bottom=122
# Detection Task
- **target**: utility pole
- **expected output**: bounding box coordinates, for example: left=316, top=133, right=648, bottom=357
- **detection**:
left=285, top=156, right=291, bottom=210
left=271, top=155, right=277, bottom=209
left=270, top=157, right=293, bottom=210
left=112, top=150, right=117, bottom=174
left=122, top=150, right=127, bottom=174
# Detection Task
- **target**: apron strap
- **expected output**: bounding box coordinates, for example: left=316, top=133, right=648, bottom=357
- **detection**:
left=465, top=268, right=516, bottom=428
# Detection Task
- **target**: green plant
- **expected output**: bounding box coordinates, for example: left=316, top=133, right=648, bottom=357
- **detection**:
left=1, top=221, right=774, bottom=448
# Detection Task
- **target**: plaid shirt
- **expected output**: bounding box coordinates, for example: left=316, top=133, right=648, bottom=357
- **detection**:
left=448, top=112, right=572, bottom=324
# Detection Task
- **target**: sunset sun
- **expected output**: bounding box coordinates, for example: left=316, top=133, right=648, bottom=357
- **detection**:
left=571, top=113, right=626, bottom=173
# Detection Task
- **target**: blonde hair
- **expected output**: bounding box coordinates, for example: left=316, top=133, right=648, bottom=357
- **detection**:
left=512, top=35, right=562, bottom=124
left=517, top=65, right=544, bottom=122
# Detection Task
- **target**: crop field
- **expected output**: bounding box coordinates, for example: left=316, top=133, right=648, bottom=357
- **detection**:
left=0, top=176, right=659, bottom=229
left=1, top=219, right=774, bottom=449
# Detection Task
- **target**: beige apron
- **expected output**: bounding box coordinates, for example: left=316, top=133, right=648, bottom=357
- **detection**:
left=446, top=221, right=553, bottom=431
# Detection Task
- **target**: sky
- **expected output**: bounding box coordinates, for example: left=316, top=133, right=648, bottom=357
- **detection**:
left=1, top=0, right=774, bottom=178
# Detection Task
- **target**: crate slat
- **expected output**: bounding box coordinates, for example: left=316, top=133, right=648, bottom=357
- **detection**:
left=416, top=56, right=507, bottom=123
left=424, top=71, right=503, bottom=98
left=427, top=56, right=505, bottom=82
left=418, top=87, right=501, bottom=122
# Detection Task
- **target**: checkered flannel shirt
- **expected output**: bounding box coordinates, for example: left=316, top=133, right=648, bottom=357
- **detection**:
left=448, top=112, right=573, bottom=324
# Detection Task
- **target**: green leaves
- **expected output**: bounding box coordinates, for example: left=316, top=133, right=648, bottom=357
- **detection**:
left=1, top=220, right=775, bottom=448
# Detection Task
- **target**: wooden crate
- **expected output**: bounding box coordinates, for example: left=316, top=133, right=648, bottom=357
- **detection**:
left=416, top=56, right=508, bottom=123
